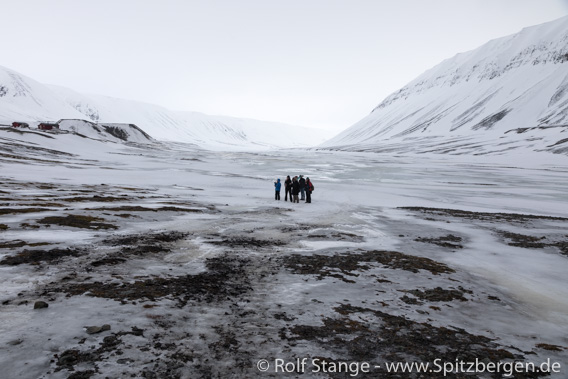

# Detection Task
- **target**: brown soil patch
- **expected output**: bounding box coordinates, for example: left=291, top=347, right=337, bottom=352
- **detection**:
left=283, top=250, right=455, bottom=283
left=208, top=236, right=286, bottom=249
left=0, top=207, right=52, bottom=215
left=415, top=234, right=463, bottom=249
left=400, top=207, right=568, bottom=222
left=535, top=343, right=565, bottom=351
left=88, top=231, right=189, bottom=265
left=0, top=248, right=83, bottom=266
left=90, top=257, right=127, bottom=267
left=307, top=231, right=364, bottom=242
left=0, top=240, right=50, bottom=249
left=283, top=303, right=544, bottom=378
left=499, top=231, right=568, bottom=256
left=51, top=255, right=252, bottom=306
left=103, top=231, right=188, bottom=247
left=88, top=206, right=202, bottom=213
left=401, top=287, right=469, bottom=304
left=63, top=195, right=130, bottom=202
left=37, top=215, right=118, bottom=230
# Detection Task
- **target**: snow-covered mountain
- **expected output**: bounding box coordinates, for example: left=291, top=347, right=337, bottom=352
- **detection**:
left=0, top=65, right=329, bottom=149
left=0, top=67, right=85, bottom=121
left=321, top=16, right=568, bottom=155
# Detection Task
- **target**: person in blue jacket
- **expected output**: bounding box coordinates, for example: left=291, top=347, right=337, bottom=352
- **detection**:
left=274, top=178, right=281, bottom=200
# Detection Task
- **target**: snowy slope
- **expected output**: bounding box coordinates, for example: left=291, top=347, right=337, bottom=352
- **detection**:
left=51, top=86, right=330, bottom=149
left=57, top=119, right=154, bottom=144
left=0, top=65, right=329, bottom=149
left=321, top=16, right=568, bottom=155
left=0, top=66, right=85, bottom=121
left=50, top=85, right=329, bottom=149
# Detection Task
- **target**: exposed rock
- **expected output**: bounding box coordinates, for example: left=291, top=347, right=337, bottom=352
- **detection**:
left=33, top=301, right=49, bottom=309
left=85, top=324, right=111, bottom=334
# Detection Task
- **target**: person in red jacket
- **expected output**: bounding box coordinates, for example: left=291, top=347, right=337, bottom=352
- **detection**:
left=305, top=177, right=314, bottom=203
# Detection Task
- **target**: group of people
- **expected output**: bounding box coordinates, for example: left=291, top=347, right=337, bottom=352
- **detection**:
left=274, top=175, right=314, bottom=203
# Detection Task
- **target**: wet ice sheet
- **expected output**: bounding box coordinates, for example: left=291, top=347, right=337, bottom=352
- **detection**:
left=0, top=136, right=567, bottom=377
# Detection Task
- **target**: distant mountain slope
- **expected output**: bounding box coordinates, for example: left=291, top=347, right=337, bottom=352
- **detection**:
left=0, top=65, right=329, bottom=149
left=49, top=85, right=330, bottom=149
left=0, top=67, right=85, bottom=121
left=321, top=16, right=568, bottom=155
left=0, top=119, right=154, bottom=146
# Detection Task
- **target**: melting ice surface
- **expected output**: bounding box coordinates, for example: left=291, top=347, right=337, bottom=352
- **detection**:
left=0, top=136, right=567, bottom=377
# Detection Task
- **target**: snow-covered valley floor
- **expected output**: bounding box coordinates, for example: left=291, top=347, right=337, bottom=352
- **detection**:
left=1, top=131, right=567, bottom=378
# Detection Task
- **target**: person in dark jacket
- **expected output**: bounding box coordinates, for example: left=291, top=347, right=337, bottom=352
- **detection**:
left=284, top=175, right=292, bottom=201
left=292, top=176, right=300, bottom=203
left=305, top=177, right=313, bottom=203
left=299, top=175, right=306, bottom=201
left=274, top=178, right=281, bottom=200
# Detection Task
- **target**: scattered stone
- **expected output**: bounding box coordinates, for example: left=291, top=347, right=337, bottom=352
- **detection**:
left=85, top=324, right=111, bottom=334
left=117, top=358, right=135, bottom=364
left=34, top=301, right=49, bottom=309
left=56, top=335, right=123, bottom=372
left=67, top=370, right=95, bottom=379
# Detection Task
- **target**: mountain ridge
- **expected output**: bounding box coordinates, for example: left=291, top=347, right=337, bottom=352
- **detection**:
left=0, top=66, right=330, bottom=150
left=321, top=16, right=568, bottom=156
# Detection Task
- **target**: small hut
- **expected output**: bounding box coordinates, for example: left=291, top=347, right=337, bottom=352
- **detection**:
left=38, top=122, right=59, bottom=130
left=12, top=122, right=29, bottom=128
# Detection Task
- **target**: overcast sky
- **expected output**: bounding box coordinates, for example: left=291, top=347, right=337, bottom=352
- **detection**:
left=1, top=0, right=567, bottom=132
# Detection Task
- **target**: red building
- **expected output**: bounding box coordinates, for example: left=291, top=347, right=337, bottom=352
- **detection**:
left=38, top=122, right=59, bottom=130
left=12, top=122, right=29, bottom=128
